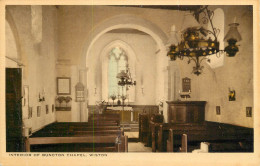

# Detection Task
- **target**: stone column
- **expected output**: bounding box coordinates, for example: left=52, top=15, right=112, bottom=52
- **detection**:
left=79, top=69, right=87, bottom=122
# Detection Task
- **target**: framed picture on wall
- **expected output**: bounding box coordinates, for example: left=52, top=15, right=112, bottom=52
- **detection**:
left=246, top=107, right=252, bottom=117
left=52, top=104, right=55, bottom=113
left=28, top=107, right=33, bottom=119
left=22, top=85, right=30, bottom=119
left=37, top=106, right=41, bottom=117
left=216, top=106, right=221, bottom=115
left=57, top=77, right=71, bottom=95
left=46, top=105, right=49, bottom=114
left=23, top=85, right=29, bottom=107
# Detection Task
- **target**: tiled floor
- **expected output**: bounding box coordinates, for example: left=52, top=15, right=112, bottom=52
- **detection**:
left=128, top=142, right=152, bottom=152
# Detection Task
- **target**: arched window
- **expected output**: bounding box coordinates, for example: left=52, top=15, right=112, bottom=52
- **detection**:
left=108, top=47, right=128, bottom=98
left=101, top=40, right=136, bottom=103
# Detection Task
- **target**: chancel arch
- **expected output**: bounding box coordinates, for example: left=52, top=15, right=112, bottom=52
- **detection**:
left=83, top=14, right=179, bottom=122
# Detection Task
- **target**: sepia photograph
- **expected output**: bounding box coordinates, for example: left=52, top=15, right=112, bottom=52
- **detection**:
left=1, top=0, right=260, bottom=166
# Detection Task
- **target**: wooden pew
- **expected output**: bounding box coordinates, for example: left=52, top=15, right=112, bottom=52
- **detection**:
left=32, top=122, right=121, bottom=137
left=150, top=121, right=162, bottom=152
left=26, top=113, right=127, bottom=152
left=26, top=135, right=128, bottom=152
left=147, top=114, right=164, bottom=146
left=152, top=123, right=205, bottom=152
left=139, top=114, right=149, bottom=143
left=26, top=124, right=127, bottom=152
left=38, top=122, right=119, bottom=134
left=166, top=122, right=253, bottom=152
left=139, top=113, right=163, bottom=145
left=89, top=113, right=120, bottom=125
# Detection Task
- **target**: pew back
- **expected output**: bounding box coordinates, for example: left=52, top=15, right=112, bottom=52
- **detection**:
left=88, top=113, right=120, bottom=125
left=26, top=135, right=128, bottom=152
left=26, top=118, right=128, bottom=152
left=165, top=122, right=253, bottom=152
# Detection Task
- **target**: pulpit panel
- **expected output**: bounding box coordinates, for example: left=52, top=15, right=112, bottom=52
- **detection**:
left=167, top=101, right=206, bottom=124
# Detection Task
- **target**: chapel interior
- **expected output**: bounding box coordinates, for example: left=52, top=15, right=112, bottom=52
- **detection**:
left=5, top=5, right=254, bottom=153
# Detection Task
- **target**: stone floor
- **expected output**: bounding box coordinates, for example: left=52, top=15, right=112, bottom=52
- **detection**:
left=128, top=142, right=152, bottom=152
left=121, top=123, right=152, bottom=152
left=124, top=132, right=152, bottom=152
left=124, top=131, right=139, bottom=138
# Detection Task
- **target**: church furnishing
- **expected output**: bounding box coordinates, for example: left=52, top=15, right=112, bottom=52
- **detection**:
left=166, top=122, right=253, bottom=152
left=139, top=113, right=163, bottom=146
left=25, top=113, right=128, bottom=152
left=149, top=121, right=253, bottom=152
left=106, top=106, right=137, bottom=122
left=167, top=101, right=206, bottom=123
left=133, top=101, right=254, bottom=152
left=167, top=6, right=242, bottom=75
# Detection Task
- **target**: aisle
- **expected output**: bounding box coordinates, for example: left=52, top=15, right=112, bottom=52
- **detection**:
left=121, top=122, right=152, bottom=152
left=128, top=142, right=152, bottom=152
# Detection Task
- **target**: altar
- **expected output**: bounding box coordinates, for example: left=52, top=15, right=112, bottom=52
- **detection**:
left=106, top=106, right=138, bottom=122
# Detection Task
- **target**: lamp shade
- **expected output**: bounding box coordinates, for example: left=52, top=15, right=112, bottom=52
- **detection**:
left=224, top=23, right=242, bottom=42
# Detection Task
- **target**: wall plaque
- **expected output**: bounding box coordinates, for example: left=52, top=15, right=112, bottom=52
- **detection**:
left=182, top=77, right=191, bottom=92
left=57, top=77, right=71, bottom=95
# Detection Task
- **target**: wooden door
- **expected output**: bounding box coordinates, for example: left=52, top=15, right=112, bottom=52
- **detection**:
left=6, top=68, right=24, bottom=152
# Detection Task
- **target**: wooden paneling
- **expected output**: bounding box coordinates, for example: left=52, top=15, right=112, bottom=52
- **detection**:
left=167, top=101, right=206, bottom=124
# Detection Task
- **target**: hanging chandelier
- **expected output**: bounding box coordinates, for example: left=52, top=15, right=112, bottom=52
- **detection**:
left=167, top=6, right=242, bottom=75
left=117, top=65, right=136, bottom=87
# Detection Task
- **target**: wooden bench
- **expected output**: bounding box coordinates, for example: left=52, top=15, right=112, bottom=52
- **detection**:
left=31, top=122, right=121, bottom=137
left=165, top=122, right=253, bottom=152
left=152, top=122, right=205, bottom=152
left=139, top=113, right=149, bottom=143
left=89, top=113, right=120, bottom=125
left=26, top=135, right=128, bottom=152
left=26, top=113, right=127, bottom=152
left=26, top=125, right=127, bottom=152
